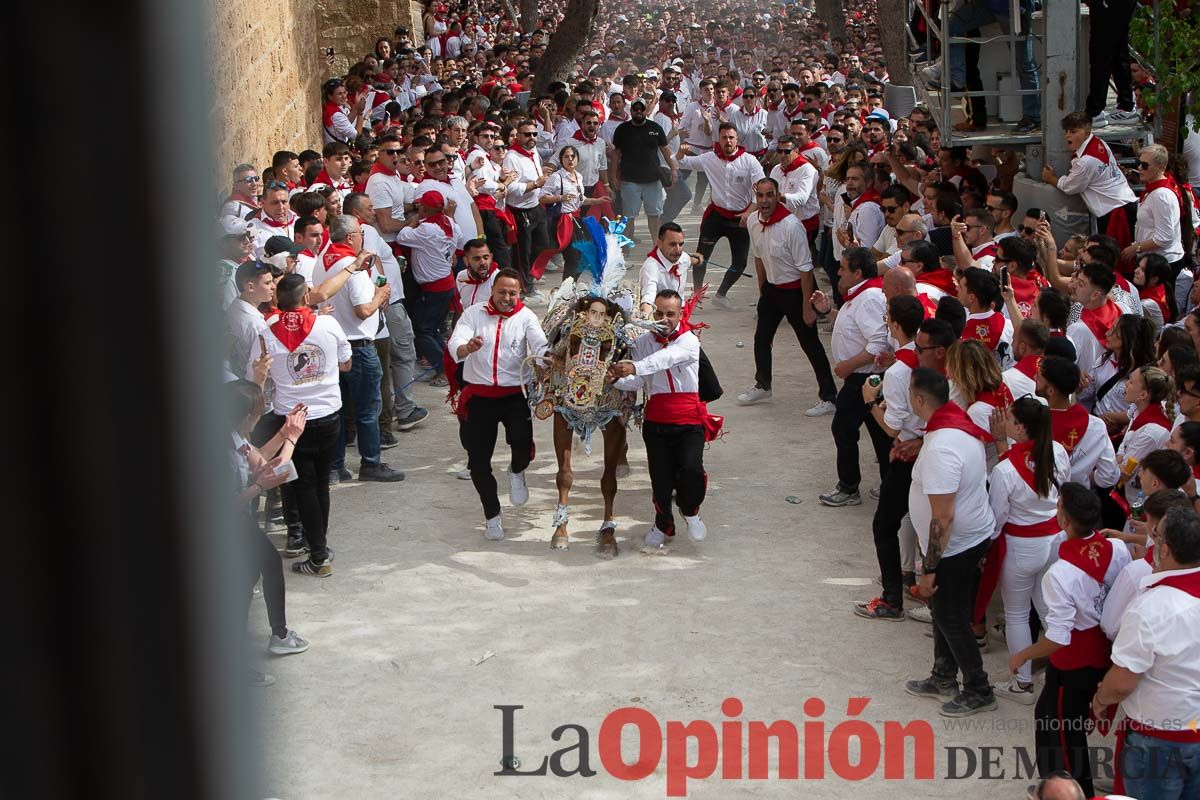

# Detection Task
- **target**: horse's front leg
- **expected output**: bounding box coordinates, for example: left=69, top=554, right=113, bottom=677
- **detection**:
left=551, top=413, right=573, bottom=550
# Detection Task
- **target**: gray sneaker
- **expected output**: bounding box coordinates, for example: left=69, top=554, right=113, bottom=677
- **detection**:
left=267, top=630, right=311, bottom=656
left=395, top=407, right=429, bottom=431
left=939, top=690, right=998, bottom=717
left=905, top=677, right=959, bottom=700
left=818, top=487, right=861, bottom=507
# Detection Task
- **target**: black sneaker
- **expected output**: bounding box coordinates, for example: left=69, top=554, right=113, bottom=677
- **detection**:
left=853, top=597, right=905, bottom=620
left=1012, top=117, right=1040, bottom=134
left=939, top=690, right=998, bottom=717
left=396, top=407, right=429, bottom=431
left=338, top=467, right=352, bottom=482
left=292, top=557, right=332, bottom=578
left=380, top=430, right=400, bottom=450
left=358, top=462, right=405, bottom=482
left=284, top=532, right=309, bottom=558
left=905, top=677, right=960, bottom=700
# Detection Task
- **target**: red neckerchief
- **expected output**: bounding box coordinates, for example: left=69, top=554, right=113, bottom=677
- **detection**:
left=369, top=162, right=397, bottom=178
left=917, top=293, right=938, bottom=319
left=571, top=129, right=599, bottom=145
left=1074, top=134, right=1112, bottom=165
left=484, top=299, right=524, bottom=318
left=322, top=101, right=346, bottom=129
left=961, top=311, right=1006, bottom=350
left=916, top=268, right=956, bottom=294
left=1057, top=532, right=1113, bottom=584
left=851, top=187, right=881, bottom=211
left=843, top=276, right=883, bottom=304
left=925, top=401, right=990, bottom=442
left=1129, top=402, right=1171, bottom=433
left=647, top=247, right=682, bottom=278
left=1140, top=177, right=1183, bottom=209
left=716, top=99, right=733, bottom=112
left=799, top=140, right=822, bottom=154
left=423, top=212, right=455, bottom=239
left=895, top=345, right=918, bottom=368
left=714, top=146, right=747, bottom=162
left=975, top=382, right=1014, bottom=411
left=255, top=210, right=296, bottom=229
left=270, top=307, right=317, bottom=352
left=1148, top=568, right=1200, bottom=599
left=322, top=241, right=367, bottom=274
left=463, top=264, right=498, bottom=285
left=1080, top=299, right=1120, bottom=344
left=653, top=321, right=692, bottom=345
left=779, top=153, right=812, bottom=174
left=972, top=241, right=998, bottom=260
left=1051, top=404, right=1090, bottom=453
left=1010, top=269, right=1050, bottom=315
left=781, top=103, right=802, bottom=121
left=1001, top=439, right=1040, bottom=492
left=312, top=169, right=350, bottom=189
left=758, top=203, right=791, bottom=228
left=1140, top=283, right=1171, bottom=322
left=509, top=144, right=537, bottom=160
left=739, top=104, right=759, bottom=116
left=1014, top=355, right=1043, bottom=379
left=225, top=191, right=259, bottom=210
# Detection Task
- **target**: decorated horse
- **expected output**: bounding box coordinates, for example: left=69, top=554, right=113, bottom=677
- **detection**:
left=526, top=217, right=654, bottom=557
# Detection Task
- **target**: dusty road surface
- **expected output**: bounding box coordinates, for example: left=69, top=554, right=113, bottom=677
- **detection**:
left=255, top=207, right=1105, bottom=799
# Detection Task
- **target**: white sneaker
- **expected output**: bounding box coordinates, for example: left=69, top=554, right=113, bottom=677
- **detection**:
left=919, top=63, right=942, bottom=82
left=869, top=486, right=881, bottom=501
left=804, top=400, right=835, bottom=417
left=509, top=469, right=529, bottom=506
left=525, top=290, right=546, bottom=302
left=267, top=629, right=310, bottom=656
left=685, top=515, right=706, bottom=542
left=456, top=468, right=472, bottom=480
left=737, top=386, right=772, bottom=405
left=1107, top=108, right=1140, bottom=123
left=908, top=606, right=933, bottom=624
left=993, top=676, right=1037, bottom=705
left=713, top=295, right=736, bottom=310
left=1091, top=111, right=1109, bottom=129
left=484, top=515, right=505, bottom=540
left=644, top=526, right=667, bottom=548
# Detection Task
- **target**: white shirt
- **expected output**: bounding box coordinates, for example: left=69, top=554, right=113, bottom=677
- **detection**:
left=833, top=194, right=886, bottom=261
left=1002, top=361, right=1038, bottom=400
left=248, top=213, right=297, bottom=259
left=1116, top=409, right=1172, bottom=472
left=220, top=197, right=257, bottom=220
left=748, top=210, right=812, bottom=285
left=1067, top=318, right=1108, bottom=381
left=680, top=102, right=716, bottom=148
left=395, top=217, right=462, bottom=284
left=1065, top=412, right=1122, bottom=487
left=614, top=329, right=701, bottom=395
left=1134, top=185, right=1185, bottom=263
left=882, top=345, right=925, bottom=442
left=447, top=303, right=548, bottom=386
left=640, top=249, right=691, bottom=301
left=728, top=106, right=768, bottom=152
left=502, top=148, right=545, bottom=209
left=988, top=442, right=1072, bottom=536
left=832, top=280, right=889, bottom=371
left=456, top=269, right=497, bottom=310
left=771, top=160, right=820, bottom=224
left=307, top=174, right=354, bottom=203
left=769, top=103, right=806, bottom=148
left=219, top=259, right=239, bottom=310
left=875, top=225, right=899, bottom=255
left=1110, top=565, right=1200, bottom=731
left=415, top=177, right=479, bottom=239
left=678, top=150, right=765, bottom=213
left=910, top=425, right=996, bottom=559
left=315, top=251, right=382, bottom=341
left=360, top=223, right=404, bottom=304
left=651, top=112, right=683, bottom=164
left=564, top=136, right=607, bottom=186
left=599, top=114, right=629, bottom=147
left=1057, top=135, right=1138, bottom=217
left=1041, top=534, right=1129, bottom=645
left=226, top=298, right=269, bottom=381
left=365, top=171, right=413, bottom=243
left=970, top=240, right=997, bottom=271
left=250, top=314, right=351, bottom=419
left=1101, top=553, right=1153, bottom=639
left=540, top=170, right=586, bottom=214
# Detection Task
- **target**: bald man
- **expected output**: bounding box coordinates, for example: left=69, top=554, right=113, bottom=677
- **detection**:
left=1027, top=774, right=1087, bottom=800
left=883, top=266, right=939, bottom=319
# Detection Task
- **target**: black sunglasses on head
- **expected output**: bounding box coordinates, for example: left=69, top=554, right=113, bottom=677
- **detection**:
left=264, top=180, right=289, bottom=190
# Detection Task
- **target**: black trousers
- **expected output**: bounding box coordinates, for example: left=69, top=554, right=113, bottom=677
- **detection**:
left=242, top=515, right=287, bottom=637
left=459, top=393, right=535, bottom=519
left=964, top=30, right=987, bottom=127
left=695, top=211, right=750, bottom=297
left=479, top=209, right=513, bottom=271
left=831, top=373, right=893, bottom=493
left=286, top=411, right=340, bottom=562
left=873, top=456, right=913, bottom=609
left=642, top=421, right=706, bottom=535
left=1035, top=664, right=1106, bottom=795
left=1086, top=0, right=1136, bottom=116
left=818, top=227, right=843, bottom=306
left=754, top=283, right=837, bottom=400
left=251, top=412, right=302, bottom=536
left=930, top=537, right=993, bottom=696
left=512, top=205, right=549, bottom=291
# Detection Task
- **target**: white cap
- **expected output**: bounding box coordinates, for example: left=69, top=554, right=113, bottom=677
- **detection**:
left=219, top=215, right=253, bottom=237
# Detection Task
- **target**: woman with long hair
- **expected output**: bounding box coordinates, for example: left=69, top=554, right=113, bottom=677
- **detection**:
left=1116, top=366, right=1176, bottom=505
left=987, top=397, right=1071, bottom=702
left=1088, top=314, right=1156, bottom=430
left=321, top=78, right=366, bottom=146
left=946, top=339, right=1013, bottom=470
left=1134, top=252, right=1177, bottom=328
left=537, top=145, right=604, bottom=282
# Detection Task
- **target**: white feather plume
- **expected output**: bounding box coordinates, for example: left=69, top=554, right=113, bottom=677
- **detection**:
left=547, top=277, right=575, bottom=315
left=595, top=233, right=627, bottom=298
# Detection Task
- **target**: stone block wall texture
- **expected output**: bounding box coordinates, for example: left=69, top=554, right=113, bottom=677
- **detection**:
left=207, top=0, right=423, bottom=189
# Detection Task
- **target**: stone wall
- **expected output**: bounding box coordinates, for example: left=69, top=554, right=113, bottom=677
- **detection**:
left=208, top=0, right=425, bottom=185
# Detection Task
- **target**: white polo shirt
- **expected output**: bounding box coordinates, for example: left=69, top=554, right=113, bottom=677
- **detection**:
left=415, top=177, right=480, bottom=239
left=832, top=279, right=889, bottom=371
left=882, top=346, right=925, bottom=442
left=365, top=169, right=413, bottom=243
left=909, top=422, right=995, bottom=559
left=771, top=158, right=820, bottom=225
left=748, top=209, right=812, bottom=285
left=678, top=149, right=765, bottom=213
left=1110, top=566, right=1200, bottom=731
left=250, top=313, right=352, bottom=419
left=315, top=248, right=381, bottom=341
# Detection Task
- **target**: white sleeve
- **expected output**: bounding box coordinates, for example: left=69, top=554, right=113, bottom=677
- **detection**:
left=640, top=263, right=659, bottom=302
left=331, top=110, right=356, bottom=143
left=1091, top=425, right=1121, bottom=487
left=328, top=318, right=351, bottom=362
left=920, top=443, right=966, bottom=495
left=632, top=335, right=700, bottom=376
left=447, top=311, right=476, bottom=363
left=1109, top=602, right=1157, bottom=674
left=678, top=154, right=707, bottom=172
left=1055, top=157, right=1096, bottom=196
left=881, top=368, right=910, bottom=434
left=524, top=316, right=549, bottom=357
left=987, top=464, right=1013, bottom=535
left=861, top=294, right=890, bottom=356
left=1041, top=567, right=1077, bottom=646
left=1101, top=564, right=1138, bottom=640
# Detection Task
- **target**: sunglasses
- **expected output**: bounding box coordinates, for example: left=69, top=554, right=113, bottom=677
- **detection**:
left=425, top=158, right=447, bottom=166
left=913, top=343, right=940, bottom=353
left=264, top=180, right=289, bottom=190
left=240, top=175, right=262, bottom=183
left=381, top=148, right=403, bottom=155
left=1137, top=161, right=1152, bottom=170
left=519, top=130, right=537, bottom=137
left=1020, top=226, right=1037, bottom=235
left=776, top=148, right=793, bottom=154
left=881, top=205, right=900, bottom=212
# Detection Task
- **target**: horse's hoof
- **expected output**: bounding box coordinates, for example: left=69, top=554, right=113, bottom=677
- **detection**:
left=596, top=531, right=618, bottom=559
left=615, top=463, right=631, bottom=479
left=551, top=534, right=569, bottom=550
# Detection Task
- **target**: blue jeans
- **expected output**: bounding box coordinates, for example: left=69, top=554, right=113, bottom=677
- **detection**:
left=335, top=343, right=383, bottom=467
left=409, top=288, right=453, bottom=369
left=1122, top=732, right=1200, bottom=800
left=948, top=2, right=1040, bottom=121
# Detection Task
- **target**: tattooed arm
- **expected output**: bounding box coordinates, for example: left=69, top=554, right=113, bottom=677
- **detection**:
left=919, top=492, right=956, bottom=597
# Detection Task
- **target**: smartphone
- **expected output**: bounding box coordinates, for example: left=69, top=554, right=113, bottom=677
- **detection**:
left=1001, top=266, right=1010, bottom=287
left=272, top=460, right=299, bottom=484
left=1039, top=210, right=1047, bottom=223
left=845, top=221, right=855, bottom=241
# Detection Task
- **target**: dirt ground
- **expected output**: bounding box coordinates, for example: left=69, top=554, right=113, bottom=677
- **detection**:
left=255, top=207, right=1113, bottom=799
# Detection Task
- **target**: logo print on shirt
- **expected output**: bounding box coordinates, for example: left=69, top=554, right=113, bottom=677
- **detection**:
left=288, top=343, right=327, bottom=385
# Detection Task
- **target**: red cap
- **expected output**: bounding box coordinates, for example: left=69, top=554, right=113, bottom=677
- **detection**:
left=416, top=190, right=445, bottom=209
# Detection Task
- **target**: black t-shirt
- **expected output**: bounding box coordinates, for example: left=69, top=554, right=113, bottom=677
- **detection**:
left=612, top=120, right=668, bottom=184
